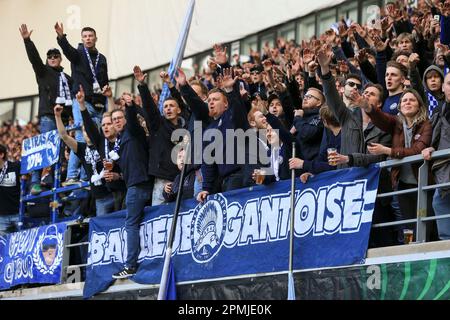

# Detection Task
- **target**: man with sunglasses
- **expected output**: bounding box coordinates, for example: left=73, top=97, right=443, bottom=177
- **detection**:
left=293, top=88, right=325, bottom=164
left=20, top=24, right=72, bottom=195
left=342, top=74, right=363, bottom=110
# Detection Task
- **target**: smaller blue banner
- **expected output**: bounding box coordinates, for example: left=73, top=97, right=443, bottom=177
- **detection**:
left=20, top=130, right=61, bottom=174
left=0, top=223, right=67, bottom=290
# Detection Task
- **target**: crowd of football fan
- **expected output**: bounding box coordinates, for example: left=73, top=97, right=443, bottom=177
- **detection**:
left=1, top=0, right=450, bottom=278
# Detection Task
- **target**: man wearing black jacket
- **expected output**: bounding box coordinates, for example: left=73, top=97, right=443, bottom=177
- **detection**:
left=55, top=23, right=108, bottom=186
left=134, top=66, right=187, bottom=206
left=110, top=94, right=152, bottom=279
left=0, top=144, right=21, bottom=236
left=197, top=69, right=250, bottom=202
left=78, top=86, right=127, bottom=213
left=20, top=24, right=72, bottom=195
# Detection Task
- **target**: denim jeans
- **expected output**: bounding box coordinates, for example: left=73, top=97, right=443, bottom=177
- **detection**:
left=31, top=116, right=57, bottom=185
left=0, top=214, right=19, bottom=236
left=67, top=99, right=103, bottom=180
left=433, top=189, right=450, bottom=240
left=95, top=194, right=115, bottom=217
left=125, top=184, right=152, bottom=269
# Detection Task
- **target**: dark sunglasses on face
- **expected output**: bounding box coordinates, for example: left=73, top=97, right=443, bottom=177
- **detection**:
left=47, top=55, right=61, bottom=60
left=346, top=81, right=362, bottom=89
left=42, top=244, right=56, bottom=251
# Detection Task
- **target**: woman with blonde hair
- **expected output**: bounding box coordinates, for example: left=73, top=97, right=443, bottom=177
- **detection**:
left=361, top=88, right=432, bottom=243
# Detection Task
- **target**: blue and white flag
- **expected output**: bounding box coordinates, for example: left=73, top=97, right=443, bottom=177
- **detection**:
left=158, top=0, right=196, bottom=113
left=20, top=130, right=61, bottom=174
left=0, top=223, right=67, bottom=291
left=426, top=91, right=439, bottom=117
left=83, top=165, right=380, bottom=298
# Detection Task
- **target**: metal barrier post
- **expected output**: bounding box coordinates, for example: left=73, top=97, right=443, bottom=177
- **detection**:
left=60, top=224, right=73, bottom=284
left=17, top=176, right=27, bottom=231
left=416, top=161, right=429, bottom=243
left=51, top=160, right=61, bottom=224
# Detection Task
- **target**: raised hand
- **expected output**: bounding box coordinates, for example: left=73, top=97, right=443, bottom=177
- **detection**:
left=174, top=68, right=187, bottom=86
left=159, top=71, right=172, bottom=85
left=102, top=85, right=113, bottom=98
left=338, top=23, right=348, bottom=39
left=76, top=85, right=85, bottom=103
left=122, top=93, right=133, bottom=107
left=222, top=68, right=237, bottom=89
left=316, top=44, right=333, bottom=72
left=133, top=65, right=147, bottom=84
left=356, top=48, right=368, bottom=64
left=302, top=48, right=315, bottom=66
left=408, top=53, right=420, bottom=69
left=19, top=24, right=33, bottom=39
left=54, top=105, right=64, bottom=117
left=213, top=43, right=228, bottom=65
left=373, top=36, right=389, bottom=52
left=54, top=22, right=64, bottom=38
left=262, top=59, right=273, bottom=72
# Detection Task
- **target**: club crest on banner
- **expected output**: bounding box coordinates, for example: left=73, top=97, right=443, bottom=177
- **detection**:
left=32, top=225, right=64, bottom=275
left=190, top=194, right=227, bottom=263
left=45, top=131, right=60, bottom=164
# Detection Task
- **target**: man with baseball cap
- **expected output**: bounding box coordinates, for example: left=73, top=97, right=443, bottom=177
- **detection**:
left=20, top=24, right=73, bottom=195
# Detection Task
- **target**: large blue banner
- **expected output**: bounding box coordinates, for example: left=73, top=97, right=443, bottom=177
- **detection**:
left=20, top=130, right=61, bottom=174
left=84, top=165, right=380, bottom=298
left=0, top=223, right=67, bottom=290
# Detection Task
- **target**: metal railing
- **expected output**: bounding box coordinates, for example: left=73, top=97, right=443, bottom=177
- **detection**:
left=14, top=147, right=450, bottom=286
left=374, top=148, right=450, bottom=243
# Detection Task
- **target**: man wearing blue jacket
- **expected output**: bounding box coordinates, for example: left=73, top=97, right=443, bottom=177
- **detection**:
left=110, top=94, right=152, bottom=279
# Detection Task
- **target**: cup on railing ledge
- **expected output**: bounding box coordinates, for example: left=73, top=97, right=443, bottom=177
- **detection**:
left=327, top=148, right=338, bottom=166
left=254, top=169, right=267, bottom=185
left=403, top=229, right=414, bottom=244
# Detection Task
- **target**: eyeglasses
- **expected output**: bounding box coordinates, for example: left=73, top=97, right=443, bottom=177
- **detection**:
left=304, top=94, right=320, bottom=101
left=346, top=81, right=362, bottom=89
left=47, top=55, right=61, bottom=60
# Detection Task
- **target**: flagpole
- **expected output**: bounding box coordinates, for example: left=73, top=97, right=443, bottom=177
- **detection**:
left=288, top=142, right=296, bottom=300
left=157, top=140, right=190, bottom=300
left=158, top=0, right=196, bottom=114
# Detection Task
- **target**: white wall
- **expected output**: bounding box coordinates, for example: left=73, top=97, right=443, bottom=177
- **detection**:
left=0, top=0, right=344, bottom=100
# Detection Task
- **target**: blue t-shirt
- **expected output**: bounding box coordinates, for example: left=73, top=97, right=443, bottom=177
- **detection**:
left=382, top=93, right=402, bottom=115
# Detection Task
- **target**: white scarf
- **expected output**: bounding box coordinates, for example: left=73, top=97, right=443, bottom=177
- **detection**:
left=56, top=72, right=72, bottom=106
